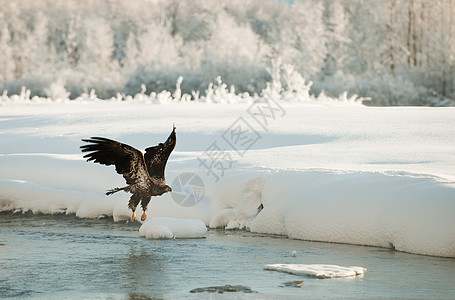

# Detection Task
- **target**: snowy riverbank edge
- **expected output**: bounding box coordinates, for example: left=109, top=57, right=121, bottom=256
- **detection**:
left=1, top=169, right=454, bottom=258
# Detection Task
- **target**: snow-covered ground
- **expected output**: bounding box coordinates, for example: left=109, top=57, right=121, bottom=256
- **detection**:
left=1, top=100, right=454, bottom=257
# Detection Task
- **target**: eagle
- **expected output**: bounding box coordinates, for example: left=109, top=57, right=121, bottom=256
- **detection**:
left=80, top=126, right=176, bottom=221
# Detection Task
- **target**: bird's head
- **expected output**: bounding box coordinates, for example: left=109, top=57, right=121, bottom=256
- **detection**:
left=161, top=185, right=172, bottom=195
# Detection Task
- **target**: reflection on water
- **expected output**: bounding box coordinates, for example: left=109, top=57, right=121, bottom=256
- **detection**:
left=1, top=212, right=455, bottom=299
left=125, top=245, right=167, bottom=293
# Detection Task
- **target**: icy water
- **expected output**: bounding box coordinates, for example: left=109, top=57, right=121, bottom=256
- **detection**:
left=1, top=213, right=455, bottom=299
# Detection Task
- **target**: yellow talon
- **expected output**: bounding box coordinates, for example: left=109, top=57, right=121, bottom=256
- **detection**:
left=131, top=211, right=136, bottom=221
left=141, top=211, right=147, bottom=221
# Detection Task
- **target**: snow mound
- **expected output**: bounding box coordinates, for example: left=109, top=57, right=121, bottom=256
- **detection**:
left=250, top=171, right=455, bottom=258
left=0, top=179, right=115, bottom=217
left=209, top=175, right=265, bottom=230
left=139, top=217, right=207, bottom=239
left=264, top=264, right=366, bottom=279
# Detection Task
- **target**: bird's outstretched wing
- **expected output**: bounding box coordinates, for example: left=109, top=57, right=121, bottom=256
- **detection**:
left=80, top=137, right=149, bottom=186
left=144, top=126, right=176, bottom=182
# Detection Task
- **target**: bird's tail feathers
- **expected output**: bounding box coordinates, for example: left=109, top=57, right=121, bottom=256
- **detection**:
left=106, top=186, right=129, bottom=195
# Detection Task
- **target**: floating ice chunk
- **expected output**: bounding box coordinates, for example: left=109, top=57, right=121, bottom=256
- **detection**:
left=141, top=224, right=174, bottom=239
left=264, top=264, right=366, bottom=279
left=139, top=217, right=207, bottom=239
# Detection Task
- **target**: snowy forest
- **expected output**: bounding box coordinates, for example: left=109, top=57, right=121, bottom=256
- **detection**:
left=1, top=0, right=454, bottom=106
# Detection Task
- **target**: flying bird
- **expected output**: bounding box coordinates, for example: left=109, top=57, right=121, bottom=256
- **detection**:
left=80, top=126, right=176, bottom=221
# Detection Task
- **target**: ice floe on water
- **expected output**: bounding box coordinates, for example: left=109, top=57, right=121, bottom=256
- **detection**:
left=264, top=264, right=366, bottom=279
left=139, top=217, right=207, bottom=239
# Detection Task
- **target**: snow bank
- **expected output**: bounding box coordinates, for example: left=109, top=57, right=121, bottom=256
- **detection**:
left=264, top=264, right=366, bottom=279
left=0, top=153, right=213, bottom=223
left=0, top=179, right=116, bottom=218
left=139, top=217, right=207, bottom=239
left=250, top=171, right=455, bottom=257
left=208, top=175, right=265, bottom=230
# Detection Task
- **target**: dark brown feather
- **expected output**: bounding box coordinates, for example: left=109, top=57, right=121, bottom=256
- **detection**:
left=144, top=126, right=176, bottom=183
left=80, top=137, right=149, bottom=186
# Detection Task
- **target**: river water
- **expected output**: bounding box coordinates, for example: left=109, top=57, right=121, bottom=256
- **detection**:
left=1, top=212, right=454, bottom=299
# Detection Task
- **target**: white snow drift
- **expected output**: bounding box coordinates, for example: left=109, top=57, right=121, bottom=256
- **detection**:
left=250, top=171, right=455, bottom=258
left=0, top=101, right=454, bottom=258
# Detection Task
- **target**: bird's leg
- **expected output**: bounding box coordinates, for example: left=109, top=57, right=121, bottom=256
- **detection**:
left=140, top=209, right=147, bottom=221
left=131, top=210, right=136, bottom=221
left=141, top=199, right=150, bottom=221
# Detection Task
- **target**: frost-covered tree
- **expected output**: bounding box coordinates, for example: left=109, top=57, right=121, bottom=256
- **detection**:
left=137, top=21, right=182, bottom=68
left=205, top=10, right=262, bottom=64
left=291, top=0, right=327, bottom=79
left=81, top=19, right=116, bottom=73
left=122, top=32, right=140, bottom=71
left=5, top=3, right=30, bottom=80
left=426, top=0, right=455, bottom=97
left=65, top=15, right=82, bottom=68
left=321, top=0, right=349, bottom=77
left=0, top=22, right=15, bottom=82
left=23, top=13, right=49, bottom=75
